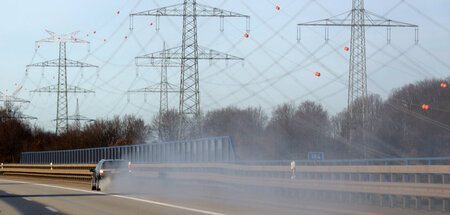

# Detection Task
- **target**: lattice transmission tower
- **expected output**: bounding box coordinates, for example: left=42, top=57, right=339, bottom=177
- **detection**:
left=297, top=0, right=418, bottom=158
left=27, top=30, right=97, bottom=135
left=0, top=87, right=37, bottom=120
left=128, top=42, right=179, bottom=140
left=68, top=98, right=94, bottom=130
left=130, top=0, right=249, bottom=139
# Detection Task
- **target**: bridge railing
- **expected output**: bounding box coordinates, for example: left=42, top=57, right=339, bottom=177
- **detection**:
left=19, top=136, right=236, bottom=164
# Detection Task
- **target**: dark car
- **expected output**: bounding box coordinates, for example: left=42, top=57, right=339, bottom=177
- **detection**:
left=90, top=159, right=132, bottom=191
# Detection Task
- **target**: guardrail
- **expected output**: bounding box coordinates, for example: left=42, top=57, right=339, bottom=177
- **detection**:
left=0, top=163, right=95, bottom=180
left=132, top=163, right=450, bottom=212
left=2, top=162, right=450, bottom=211
left=133, top=163, right=450, bottom=184
left=3, top=162, right=450, bottom=183
left=237, top=156, right=450, bottom=166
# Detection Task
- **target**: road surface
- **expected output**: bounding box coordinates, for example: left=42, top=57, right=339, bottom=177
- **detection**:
left=0, top=176, right=441, bottom=215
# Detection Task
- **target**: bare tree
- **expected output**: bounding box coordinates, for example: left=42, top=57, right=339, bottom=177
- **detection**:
left=377, top=78, right=450, bottom=157
left=151, top=109, right=179, bottom=142
left=203, top=106, right=268, bottom=159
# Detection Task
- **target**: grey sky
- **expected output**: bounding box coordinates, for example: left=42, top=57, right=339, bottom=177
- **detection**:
left=0, top=0, right=449, bottom=131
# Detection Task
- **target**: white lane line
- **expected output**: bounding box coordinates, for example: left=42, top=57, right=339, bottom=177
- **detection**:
left=23, top=197, right=32, bottom=201
left=5, top=191, right=12, bottom=194
left=108, top=194, right=225, bottom=215
left=0, top=179, right=225, bottom=215
left=45, top=206, right=59, bottom=213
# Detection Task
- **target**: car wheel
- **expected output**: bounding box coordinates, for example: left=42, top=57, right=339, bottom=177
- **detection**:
left=96, top=178, right=101, bottom=191
left=91, top=177, right=96, bottom=190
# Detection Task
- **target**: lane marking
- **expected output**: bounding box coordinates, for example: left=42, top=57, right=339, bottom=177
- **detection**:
left=108, top=194, right=225, bottom=215
left=45, top=206, right=59, bottom=213
left=23, top=197, right=32, bottom=201
left=0, top=179, right=225, bottom=215
left=5, top=191, right=12, bottom=194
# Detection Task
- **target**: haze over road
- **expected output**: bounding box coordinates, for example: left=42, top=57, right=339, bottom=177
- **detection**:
left=0, top=176, right=443, bottom=215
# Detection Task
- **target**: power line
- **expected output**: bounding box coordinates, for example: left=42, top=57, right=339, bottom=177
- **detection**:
left=297, top=0, right=418, bottom=158
left=27, top=30, right=97, bottom=134
left=130, top=0, right=249, bottom=139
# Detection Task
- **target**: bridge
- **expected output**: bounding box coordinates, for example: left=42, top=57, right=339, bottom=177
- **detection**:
left=0, top=136, right=448, bottom=214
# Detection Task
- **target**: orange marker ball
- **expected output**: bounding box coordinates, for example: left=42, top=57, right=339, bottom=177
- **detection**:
left=315, top=72, right=321, bottom=77
left=93, top=31, right=96, bottom=34
left=124, top=35, right=128, bottom=39
left=275, top=6, right=280, bottom=10
left=149, top=22, right=153, bottom=26
left=117, top=11, right=120, bottom=14
left=244, top=33, right=249, bottom=38
left=441, top=83, right=447, bottom=88
left=344, top=46, right=349, bottom=51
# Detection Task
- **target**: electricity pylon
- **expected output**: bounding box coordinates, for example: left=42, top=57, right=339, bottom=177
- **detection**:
left=27, top=30, right=97, bottom=135
left=0, top=86, right=29, bottom=104
left=128, top=42, right=179, bottom=140
left=297, top=0, right=418, bottom=158
left=0, top=87, right=37, bottom=120
left=68, top=98, right=94, bottom=130
left=130, top=0, right=249, bottom=139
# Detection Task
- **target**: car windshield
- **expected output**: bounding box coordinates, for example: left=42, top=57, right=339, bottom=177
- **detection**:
left=102, top=161, right=128, bottom=169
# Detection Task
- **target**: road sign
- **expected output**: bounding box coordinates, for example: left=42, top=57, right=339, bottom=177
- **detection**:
left=308, top=152, right=324, bottom=161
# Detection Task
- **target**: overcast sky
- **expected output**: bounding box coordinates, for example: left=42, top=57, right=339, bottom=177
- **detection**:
left=0, top=0, right=449, bottom=131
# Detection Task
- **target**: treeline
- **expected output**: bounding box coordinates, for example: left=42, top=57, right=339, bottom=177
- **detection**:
left=158, top=78, right=450, bottom=160
left=0, top=113, right=150, bottom=163
left=0, top=78, right=448, bottom=162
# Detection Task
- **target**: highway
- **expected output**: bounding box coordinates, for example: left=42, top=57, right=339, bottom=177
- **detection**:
left=0, top=175, right=444, bottom=215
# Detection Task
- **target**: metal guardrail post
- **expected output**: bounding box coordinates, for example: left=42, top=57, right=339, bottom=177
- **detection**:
left=139, top=145, right=143, bottom=162
left=84, top=150, right=87, bottom=164
left=132, top=146, right=135, bottom=163
left=290, top=161, right=296, bottom=179
left=89, top=149, right=92, bottom=163
left=211, top=139, right=216, bottom=162
left=170, top=143, right=174, bottom=162
left=164, top=143, right=168, bottom=162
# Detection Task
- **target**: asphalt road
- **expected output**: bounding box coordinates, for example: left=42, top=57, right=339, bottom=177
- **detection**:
left=0, top=176, right=442, bottom=215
